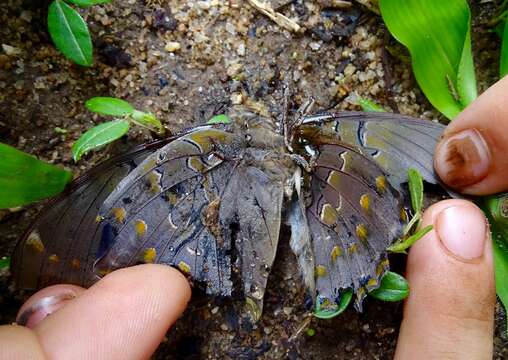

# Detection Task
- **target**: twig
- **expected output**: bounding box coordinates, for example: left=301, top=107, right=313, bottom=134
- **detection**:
left=247, top=0, right=301, bottom=33
left=353, top=0, right=380, bottom=15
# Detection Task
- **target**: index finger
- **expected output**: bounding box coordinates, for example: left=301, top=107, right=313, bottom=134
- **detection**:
left=434, top=76, right=508, bottom=195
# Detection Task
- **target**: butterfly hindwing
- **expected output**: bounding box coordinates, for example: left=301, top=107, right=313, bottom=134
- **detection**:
left=306, top=143, right=405, bottom=310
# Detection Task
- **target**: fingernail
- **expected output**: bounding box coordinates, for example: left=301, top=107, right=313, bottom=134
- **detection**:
left=16, top=292, right=77, bottom=328
left=434, top=129, right=491, bottom=188
left=435, top=205, right=486, bottom=260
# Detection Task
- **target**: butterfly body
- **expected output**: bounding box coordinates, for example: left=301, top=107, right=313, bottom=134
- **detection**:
left=12, top=109, right=446, bottom=319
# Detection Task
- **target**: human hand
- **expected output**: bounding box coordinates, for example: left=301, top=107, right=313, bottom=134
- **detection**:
left=394, top=77, right=508, bottom=359
left=0, top=265, right=190, bottom=359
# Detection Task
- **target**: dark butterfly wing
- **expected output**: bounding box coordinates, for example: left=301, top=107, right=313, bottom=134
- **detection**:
left=93, top=127, right=291, bottom=319
left=301, top=111, right=446, bottom=190
left=11, top=139, right=171, bottom=290
left=298, top=112, right=446, bottom=311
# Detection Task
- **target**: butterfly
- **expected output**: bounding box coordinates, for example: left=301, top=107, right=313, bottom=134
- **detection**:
left=11, top=107, right=446, bottom=320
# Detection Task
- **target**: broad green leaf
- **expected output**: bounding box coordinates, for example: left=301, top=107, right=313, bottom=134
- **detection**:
left=72, top=119, right=130, bottom=161
left=369, top=271, right=409, bottom=302
left=0, top=143, right=72, bottom=208
left=501, top=20, right=508, bottom=77
left=388, top=225, right=433, bottom=253
left=65, top=0, right=111, bottom=7
left=85, top=97, right=134, bottom=116
left=380, top=0, right=477, bottom=119
left=0, top=257, right=9, bottom=270
left=47, top=0, right=93, bottom=66
left=131, top=110, right=164, bottom=133
left=408, top=168, right=424, bottom=214
left=207, top=114, right=231, bottom=125
left=358, top=98, right=385, bottom=112
left=481, top=195, right=508, bottom=334
left=313, top=289, right=353, bottom=319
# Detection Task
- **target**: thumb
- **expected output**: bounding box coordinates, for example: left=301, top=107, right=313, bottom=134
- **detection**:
left=395, top=199, right=495, bottom=359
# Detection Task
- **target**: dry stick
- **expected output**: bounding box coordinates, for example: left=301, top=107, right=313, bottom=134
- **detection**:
left=247, top=0, right=301, bottom=33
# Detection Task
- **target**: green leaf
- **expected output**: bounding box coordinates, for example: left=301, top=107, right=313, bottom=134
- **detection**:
left=480, top=195, right=508, bottom=335
left=408, top=168, right=424, bottom=214
left=65, top=0, right=111, bottom=7
left=85, top=97, right=134, bottom=116
left=369, top=271, right=409, bottom=302
left=0, top=143, right=72, bottom=208
left=47, top=0, right=93, bottom=66
left=131, top=110, right=164, bottom=133
left=313, top=289, right=353, bottom=319
left=207, top=114, right=231, bottom=125
left=500, top=20, right=508, bottom=77
left=379, top=0, right=477, bottom=119
left=72, top=119, right=130, bottom=161
left=388, top=225, right=433, bottom=253
left=0, top=257, right=10, bottom=270
left=358, top=98, right=385, bottom=112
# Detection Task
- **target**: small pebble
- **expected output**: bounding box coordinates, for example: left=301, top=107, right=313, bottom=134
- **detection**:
left=164, top=41, right=181, bottom=52
left=220, top=323, right=228, bottom=331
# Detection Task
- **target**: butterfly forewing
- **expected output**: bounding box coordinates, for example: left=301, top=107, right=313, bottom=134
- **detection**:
left=301, top=112, right=445, bottom=189
left=93, top=126, right=292, bottom=318
left=11, top=140, right=171, bottom=289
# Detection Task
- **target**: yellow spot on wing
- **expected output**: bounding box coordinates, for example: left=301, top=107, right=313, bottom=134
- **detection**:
left=326, top=170, right=341, bottom=189
left=26, top=232, right=44, bottom=253
left=360, top=194, right=370, bottom=212
left=375, top=176, right=386, bottom=193
left=71, top=259, right=81, bottom=269
left=178, top=261, right=191, bottom=274
left=356, top=224, right=368, bottom=241
left=188, top=157, right=205, bottom=172
left=315, top=265, right=327, bottom=277
left=187, top=129, right=231, bottom=152
left=143, top=248, right=157, bottom=263
left=112, top=207, right=127, bottom=223
left=330, top=245, right=342, bottom=262
left=320, top=204, right=338, bottom=226
left=134, top=220, right=147, bottom=236
left=147, top=172, right=162, bottom=193
left=367, top=278, right=378, bottom=288
left=48, top=254, right=59, bottom=263
left=400, top=208, right=408, bottom=223
left=348, top=243, right=358, bottom=255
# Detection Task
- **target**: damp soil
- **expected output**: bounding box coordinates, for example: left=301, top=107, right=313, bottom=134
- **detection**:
left=0, top=0, right=506, bottom=358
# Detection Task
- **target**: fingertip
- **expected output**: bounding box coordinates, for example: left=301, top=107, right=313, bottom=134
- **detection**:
left=396, top=199, right=495, bottom=359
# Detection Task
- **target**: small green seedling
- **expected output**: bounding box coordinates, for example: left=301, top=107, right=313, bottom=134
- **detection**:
left=358, top=98, right=385, bottom=112
left=207, top=114, right=231, bottom=125
left=72, top=97, right=164, bottom=161
left=388, top=168, right=432, bottom=254
left=313, top=289, right=353, bottom=319
left=48, top=0, right=111, bottom=66
left=369, top=271, right=410, bottom=302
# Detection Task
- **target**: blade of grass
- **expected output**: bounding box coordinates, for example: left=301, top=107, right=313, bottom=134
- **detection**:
left=379, top=0, right=477, bottom=119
